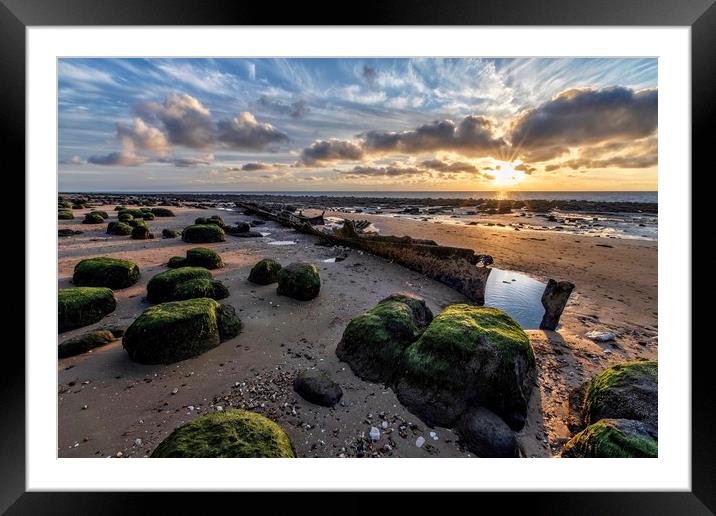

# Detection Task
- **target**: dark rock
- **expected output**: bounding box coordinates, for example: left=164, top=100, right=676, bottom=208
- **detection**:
left=539, top=279, right=575, bottom=330
left=293, top=369, right=343, bottom=407
left=561, top=418, right=657, bottom=458
left=277, top=262, right=321, bottom=300
left=457, top=407, right=519, bottom=457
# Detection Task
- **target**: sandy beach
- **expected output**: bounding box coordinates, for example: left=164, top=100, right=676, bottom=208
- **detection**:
left=58, top=203, right=657, bottom=458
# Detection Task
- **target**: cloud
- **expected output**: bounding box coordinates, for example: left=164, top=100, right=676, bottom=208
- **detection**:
left=216, top=112, right=288, bottom=150
left=135, top=93, right=215, bottom=149
left=116, top=117, right=170, bottom=155
left=60, top=155, right=84, bottom=165
left=299, top=139, right=365, bottom=166
left=361, top=116, right=508, bottom=157
left=420, top=159, right=482, bottom=174
left=255, top=96, right=310, bottom=118
left=514, top=163, right=536, bottom=174
left=341, top=163, right=426, bottom=177
left=241, top=162, right=273, bottom=171
left=510, top=87, right=658, bottom=161
left=88, top=149, right=148, bottom=166
left=159, top=153, right=214, bottom=167
left=545, top=154, right=657, bottom=172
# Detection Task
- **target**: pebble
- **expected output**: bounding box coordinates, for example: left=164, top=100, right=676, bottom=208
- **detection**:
left=381, top=421, right=389, bottom=429
left=415, top=436, right=425, bottom=448
left=216, top=406, right=223, bottom=412
left=429, top=431, right=438, bottom=441
left=133, top=438, right=143, bottom=447
left=171, top=388, right=178, bottom=395
left=369, top=427, right=381, bottom=441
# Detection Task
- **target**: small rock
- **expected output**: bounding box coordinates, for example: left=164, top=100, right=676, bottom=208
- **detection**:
left=415, top=436, right=426, bottom=448
left=171, top=388, right=178, bottom=395
left=369, top=427, right=381, bottom=441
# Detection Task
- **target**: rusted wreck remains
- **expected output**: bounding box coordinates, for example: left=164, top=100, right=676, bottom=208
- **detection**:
left=239, top=202, right=492, bottom=305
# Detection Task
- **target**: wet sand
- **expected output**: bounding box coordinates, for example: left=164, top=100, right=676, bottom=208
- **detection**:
left=58, top=205, right=657, bottom=458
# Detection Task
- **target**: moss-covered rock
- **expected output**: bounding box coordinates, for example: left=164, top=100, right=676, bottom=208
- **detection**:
left=58, top=330, right=117, bottom=358
left=114, top=205, right=127, bottom=211
left=122, top=298, right=240, bottom=364
left=82, top=212, right=105, bottom=224
left=182, top=224, right=225, bottom=243
left=91, top=210, right=109, bottom=219
left=151, top=207, right=175, bottom=217
left=561, top=418, right=658, bottom=458
left=336, top=293, right=433, bottom=383
left=58, top=209, right=74, bottom=220
left=276, top=262, right=321, bottom=301
left=146, top=267, right=212, bottom=303
left=194, top=215, right=224, bottom=227
left=128, top=218, right=147, bottom=228
left=58, top=287, right=116, bottom=333
left=118, top=212, right=134, bottom=223
left=120, top=208, right=145, bottom=218
left=150, top=409, right=295, bottom=458
left=73, top=257, right=140, bottom=289
left=131, top=225, right=153, bottom=239
left=248, top=258, right=282, bottom=285
left=142, top=211, right=156, bottom=220
left=162, top=228, right=181, bottom=239
left=167, top=256, right=188, bottom=269
left=58, top=228, right=82, bottom=237
left=395, top=305, right=535, bottom=430
left=106, top=221, right=132, bottom=236
left=216, top=304, right=242, bottom=340
left=226, top=222, right=251, bottom=235
left=185, top=247, right=224, bottom=269
left=169, top=278, right=229, bottom=301
left=59, top=199, right=72, bottom=208
left=581, top=361, right=658, bottom=428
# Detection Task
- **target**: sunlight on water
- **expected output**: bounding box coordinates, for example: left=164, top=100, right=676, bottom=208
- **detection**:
left=485, top=268, right=546, bottom=329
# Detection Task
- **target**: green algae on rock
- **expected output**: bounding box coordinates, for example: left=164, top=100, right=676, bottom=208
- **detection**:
left=276, top=262, right=321, bottom=300
left=82, top=212, right=105, bottom=224
left=151, top=207, right=175, bottom=217
left=146, top=267, right=212, bottom=303
left=169, top=278, right=229, bottom=301
left=150, top=409, right=295, bottom=458
left=106, top=221, right=133, bottom=236
left=73, top=256, right=140, bottom=289
left=167, top=256, right=189, bottom=269
left=581, top=361, right=658, bottom=428
left=186, top=247, right=224, bottom=269
left=162, top=228, right=181, bottom=239
left=123, top=298, right=241, bottom=364
left=58, top=209, right=74, bottom=220
left=58, top=287, right=116, bottom=333
left=336, top=293, right=433, bottom=383
left=396, top=304, right=535, bottom=430
left=58, top=329, right=117, bottom=358
left=182, top=224, right=225, bottom=243
left=561, top=418, right=658, bottom=458
left=248, top=258, right=282, bottom=285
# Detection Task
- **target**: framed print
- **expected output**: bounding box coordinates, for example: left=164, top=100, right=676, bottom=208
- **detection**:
left=4, top=0, right=714, bottom=513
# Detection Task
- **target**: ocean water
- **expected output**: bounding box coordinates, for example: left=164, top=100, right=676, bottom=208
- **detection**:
left=226, top=191, right=657, bottom=203
left=485, top=268, right=547, bottom=330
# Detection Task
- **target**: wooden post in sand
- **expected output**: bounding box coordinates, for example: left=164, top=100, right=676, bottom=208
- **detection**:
left=540, top=279, right=575, bottom=330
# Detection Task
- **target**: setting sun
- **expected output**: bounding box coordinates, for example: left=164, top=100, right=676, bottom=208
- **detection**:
left=490, top=161, right=526, bottom=187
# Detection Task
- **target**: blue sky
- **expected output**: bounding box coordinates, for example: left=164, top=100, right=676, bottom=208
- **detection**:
left=58, top=58, right=658, bottom=191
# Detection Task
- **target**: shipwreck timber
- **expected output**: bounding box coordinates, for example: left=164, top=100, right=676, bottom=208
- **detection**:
left=238, top=202, right=492, bottom=304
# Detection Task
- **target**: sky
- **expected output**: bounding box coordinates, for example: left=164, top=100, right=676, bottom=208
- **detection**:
left=58, top=58, right=658, bottom=192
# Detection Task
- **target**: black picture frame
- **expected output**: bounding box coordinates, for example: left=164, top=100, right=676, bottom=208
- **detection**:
left=4, top=0, right=714, bottom=513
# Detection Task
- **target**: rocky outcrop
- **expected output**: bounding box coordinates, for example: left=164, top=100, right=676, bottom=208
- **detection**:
left=539, top=279, right=575, bottom=330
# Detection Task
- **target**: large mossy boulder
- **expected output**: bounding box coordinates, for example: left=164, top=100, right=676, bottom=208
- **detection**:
left=150, top=409, right=295, bottom=458
left=91, top=210, right=109, bottom=219
left=107, top=221, right=132, bottom=236
left=580, top=361, right=658, bottom=428
left=248, top=258, right=282, bottom=285
left=168, top=278, right=229, bottom=301
left=131, top=225, right=153, bottom=240
left=146, top=267, right=212, bottom=303
left=82, top=212, right=105, bottom=224
left=118, top=212, right=134, bottom=223
left=561, top=418, right=658, bottom=458
left=194, top=215, right=224, bottom=227
left=122, top=298, right=241, bottom=364
left=186, top=247, right=224, bottom=269
left=58, top=287, right=116, bottom=333
left=395, top=305, right=535, bottom=430
left=151, top=207, right=175, bottom=217
left=73, top=257, right=140, bottom=289
left=182, top=224, right=225, bottom=243
left=167, top=256, right=188, bottom=269
left=58, top=210, right=74, bottom=220
left=276, top=262, right=321, bottom=301
left=142, top=211, right=156, bottom=220
left=58, top=330, right=116, bottom=358
left=162, top=228, right=181, bottom=239
left=336, top=293, right=433, bottom=383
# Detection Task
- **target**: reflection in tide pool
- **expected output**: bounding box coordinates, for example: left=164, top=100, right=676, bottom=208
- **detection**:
left=484, top=268, right=546, bottom=329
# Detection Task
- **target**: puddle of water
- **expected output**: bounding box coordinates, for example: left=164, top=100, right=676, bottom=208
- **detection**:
left=484, top=268, right=546, bottom=329
left=267, top=240, right=296, bottom=246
